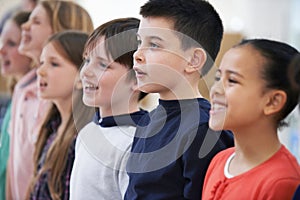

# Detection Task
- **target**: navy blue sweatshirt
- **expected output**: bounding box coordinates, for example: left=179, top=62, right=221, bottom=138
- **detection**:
left=125, top=98, right=233, bottom=200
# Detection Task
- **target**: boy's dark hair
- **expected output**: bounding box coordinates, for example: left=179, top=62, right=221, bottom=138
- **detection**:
left=236, top=39, right=299, bottom=127
left=140, top=0, right=224, bottom=76
left=84, top=17, right=147, bottom=100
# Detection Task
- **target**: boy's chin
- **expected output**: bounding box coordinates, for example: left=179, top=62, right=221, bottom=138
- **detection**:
left=137, top=83, right=166, bottom=94
left=137, top=85, right=153, bottom=94
left=82, top=98, right=99, bottom=108
left=209, top=119, right=225, bottom=131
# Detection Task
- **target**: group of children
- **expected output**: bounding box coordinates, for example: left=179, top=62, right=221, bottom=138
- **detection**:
left=0, top=0, right=299, bottom=199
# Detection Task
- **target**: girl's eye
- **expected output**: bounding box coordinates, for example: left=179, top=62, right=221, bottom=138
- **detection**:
left=228, top=75, right=239, bottom=84
left=33, top=19, right=41, bottom=25
left=228, top=78, right=238, bottom=84
left=7, top=40, right=17, bottom=47
left=51, top=62, right=59, bottom=67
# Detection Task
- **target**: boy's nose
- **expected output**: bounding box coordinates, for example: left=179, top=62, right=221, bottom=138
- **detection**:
left=80, top=64, right=93, bottom=79
left=210, top=79, right=224, bottom=98
left=133, top=48, right=145, bottom=64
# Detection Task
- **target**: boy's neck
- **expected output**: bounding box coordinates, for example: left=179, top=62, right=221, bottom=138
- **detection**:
left=99, top=103, right=140, bottom=118
left=159, top=82, right=203, bottom=100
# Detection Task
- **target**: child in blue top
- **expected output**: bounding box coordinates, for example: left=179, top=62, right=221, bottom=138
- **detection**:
left=124, top=0, right=234, bottom=199
left=70, top=17, right=148, bottom=200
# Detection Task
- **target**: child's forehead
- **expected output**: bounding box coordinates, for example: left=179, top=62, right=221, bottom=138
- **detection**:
left=85, top=47, right=111, bottom=61
left=138, top=17, right=175, bottom=34
left=220, top=46, right=265, bottom=77
left=136, top=24, right=183, bottom=47
left=137, top=17, right=198, bottom=47
left=31, top=4, right=47, bottom=18
left=85, top=37, right=110, bottom=58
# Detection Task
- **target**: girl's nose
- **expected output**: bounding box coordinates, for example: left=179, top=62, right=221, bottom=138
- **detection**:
left=0, top=42, right=5, bottom=55
left=36, top=64, right=46, bottom=77
left=21, top=20, right=30, bottom=31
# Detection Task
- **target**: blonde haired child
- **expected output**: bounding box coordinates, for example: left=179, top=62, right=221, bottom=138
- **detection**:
left=7, top=1, right=94, bottom=199
left=26, top=30, right=94, bottom=200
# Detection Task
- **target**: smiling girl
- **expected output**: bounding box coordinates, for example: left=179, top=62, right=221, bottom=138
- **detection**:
left=202, top=39, right=300, bottom=199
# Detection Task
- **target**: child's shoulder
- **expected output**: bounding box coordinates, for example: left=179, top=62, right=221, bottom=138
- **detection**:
left=206, top=148, right=235, bottom=174
left=268, top=146, right=300, bottom=177
left=213, top=147, right=235, bottom=160
left=155, top=98, right=211, bottom=113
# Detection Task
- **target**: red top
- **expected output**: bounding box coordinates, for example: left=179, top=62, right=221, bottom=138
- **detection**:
left=202, top=146, right=300, bottom=200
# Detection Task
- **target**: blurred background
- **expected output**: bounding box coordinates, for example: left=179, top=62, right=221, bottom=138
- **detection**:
left=0, top=0, right=299, bottom=161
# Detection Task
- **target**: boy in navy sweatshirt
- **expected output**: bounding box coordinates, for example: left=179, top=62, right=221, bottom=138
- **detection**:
left=124, top=0, right=234, bottom=199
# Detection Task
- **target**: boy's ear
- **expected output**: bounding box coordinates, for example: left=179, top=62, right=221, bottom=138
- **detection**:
left=264, top=90, right=287, bottom=116
left=185, top=48, right=207, bottom=74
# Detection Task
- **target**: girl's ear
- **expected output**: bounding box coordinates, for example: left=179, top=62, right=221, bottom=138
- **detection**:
left=185, top=48, right=207, bottom=74
left=264, top=90, right=287, bottom=115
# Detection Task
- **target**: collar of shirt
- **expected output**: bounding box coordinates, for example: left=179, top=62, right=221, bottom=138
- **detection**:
left=93, top=110, right=148, bottom=127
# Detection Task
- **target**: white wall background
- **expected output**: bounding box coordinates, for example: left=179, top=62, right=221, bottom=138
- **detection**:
left=74, top=0, right=299, bottom=49
left=76, top=0, right=147, bottom=27
left=2, top=0, right=299, bottom=48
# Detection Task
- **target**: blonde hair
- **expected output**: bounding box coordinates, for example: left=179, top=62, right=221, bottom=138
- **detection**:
left=40, top=0, right=94, bottom=34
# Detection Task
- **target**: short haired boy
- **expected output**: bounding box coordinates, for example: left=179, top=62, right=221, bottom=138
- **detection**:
left=69, top=18, right=148, bottom=200
left=124, top=0, right=233, bottom=199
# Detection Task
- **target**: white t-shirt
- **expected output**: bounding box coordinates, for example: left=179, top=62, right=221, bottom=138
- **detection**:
left=70, top=121, right=136, bottom=200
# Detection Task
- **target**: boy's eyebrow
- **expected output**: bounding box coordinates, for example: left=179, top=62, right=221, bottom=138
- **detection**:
left=136, top=33, right=164, bottom=41
left=96, top=56, right=109, bottom=61
left=149, top=36, right=164, bottom=41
